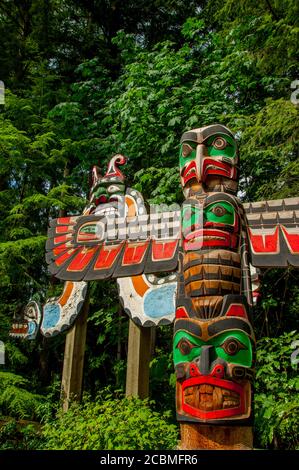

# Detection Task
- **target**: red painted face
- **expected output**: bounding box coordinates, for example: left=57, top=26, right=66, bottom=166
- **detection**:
left=179, top=126, right=239, bottom=194
left=174, top=301, right=255, bottom=423
left=182, top=195, right=240, bottom=252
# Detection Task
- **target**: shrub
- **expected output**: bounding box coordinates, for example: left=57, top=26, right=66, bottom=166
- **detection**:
left=0, top=419, right=43, bottom=450
left=254, top=331, right=299, bottom=449
left=0, top=371, right=45, bottom=420
left=41, top=393, right=178, bottom=450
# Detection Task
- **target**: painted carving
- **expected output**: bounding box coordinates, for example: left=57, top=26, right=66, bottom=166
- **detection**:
left=44, top=125, right=298, bottom=428
left=174, top=297, right=255, bottom=423
left=13, top=124, right=299, bottom=437
left=41, top=281, right=88, bottom=337
left=10, top=301, right=42, bottom=339
left=117, top=273, right=177, bottom=326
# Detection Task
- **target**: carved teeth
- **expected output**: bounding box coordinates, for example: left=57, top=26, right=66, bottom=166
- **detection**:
left=183, top=384, right=240, bottom=411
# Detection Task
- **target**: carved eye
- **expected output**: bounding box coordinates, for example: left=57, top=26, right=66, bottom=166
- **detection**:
left=107, top=185, right=121, bottom=193
left=182, top=143, right=193, bottom=158
left=212, top=137, right=227, bottom=150
left=211, top=205, right=227, bottom=217
left=221, top=338, right=246, bottom=355
left=177, top=338, right=196, bottom=355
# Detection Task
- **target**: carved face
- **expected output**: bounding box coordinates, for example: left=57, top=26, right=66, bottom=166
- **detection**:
left=182, top=194, right=240, bottom=251
left=90, top=155, right=127, bottom=207
left=179, top=125, right=238, bottom=196
left=10, top=301, right=41, bottom=340
left=174, top=306, right=255, bottom=423
left=90, top=173, right=126, bottom=206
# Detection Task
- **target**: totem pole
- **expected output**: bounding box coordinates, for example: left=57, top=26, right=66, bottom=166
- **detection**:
left=175, top=125, right=255, bottom=449
left=12, top=124, right=299, bottom=450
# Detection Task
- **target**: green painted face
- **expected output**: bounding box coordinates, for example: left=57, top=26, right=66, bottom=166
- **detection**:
left=182, top=200, right=236, bottom=234
left=179, top=133, right=237, bottom=171
left=173, top=330, right=252, bottom=368
left=179, top=130, right=238, bottom=191
left=179, top=141, right=196, bottom=171
left=205, top=201, right=235, bottom=225
left=206, top=133, right=237, bottom=159
left=93, top=183, right=125, bottom=200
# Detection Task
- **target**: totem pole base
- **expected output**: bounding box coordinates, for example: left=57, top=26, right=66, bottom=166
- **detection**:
left=178, top=424, right=253, bottom=450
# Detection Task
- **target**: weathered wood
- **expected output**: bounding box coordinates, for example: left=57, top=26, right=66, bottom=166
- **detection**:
left=61, top=295, right=89, bottom=412
left=179, top=423, right=253, bottom=450
left=125, top=319, right=154, bottom=399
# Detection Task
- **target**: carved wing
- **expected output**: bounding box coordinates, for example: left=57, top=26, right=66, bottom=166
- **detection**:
left=46, top=212, right=180, bottom=281
left=244, top=197, right=299, bottom=268
left=117, top=273, right=177, bottom=327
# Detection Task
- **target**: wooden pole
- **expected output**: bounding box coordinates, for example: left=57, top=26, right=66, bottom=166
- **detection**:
left=61, top=295, right=89, bottom=412
left=179, top=424, right=253, bottom=450
left=125, top=319, right=155, bottom=399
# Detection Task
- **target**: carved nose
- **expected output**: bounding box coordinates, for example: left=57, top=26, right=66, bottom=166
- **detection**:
left=199, top=345, right=214, bottom=375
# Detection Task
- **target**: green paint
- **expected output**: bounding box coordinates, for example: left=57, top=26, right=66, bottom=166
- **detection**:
left=182, top=201, right=236, bottom=232
left=206, top=133, right=237, bottom=159
left=80, top=224, right=97, bottom=234
left=205, top=201, right=235, bottom=225
left=179, top=141, right=196, bottom=170
left=179, top=134, right=237, bottom=173
left=173, top=330, right=252, bottom=367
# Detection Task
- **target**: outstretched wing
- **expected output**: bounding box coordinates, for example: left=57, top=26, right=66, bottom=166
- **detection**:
left=244, top=197, right=299, bottom=268
left=117, top=273, right=177, bottom=327
left=46, top=212, right=180, bottom=281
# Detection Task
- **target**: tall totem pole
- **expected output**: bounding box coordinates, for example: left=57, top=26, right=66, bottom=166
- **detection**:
left=175, top=125, right=255, bottom=449
left=12, top=124, right=299, bottom=450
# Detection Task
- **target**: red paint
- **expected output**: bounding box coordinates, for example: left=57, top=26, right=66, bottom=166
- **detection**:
left=202, top=158, right=237, bottom=181
left=104, top=154, right=127, bottom=179
left=54, top=234, right=72, bottom=245
left=94, top=243, right=124, bottom=269
left=281, top=226, right=299, bottom=253
left=67, top=247, right=98, bottom=271
left=55, top=248, right=78, bottom=267
left=56, top=225, right=71, bottom=234
left=152, top=240, right=178, bottom=260
left=53, top=244, right=69, bottom=256
left=183, top=229, right=237, bottom=251
left=98, top=195, right=108, bottom=204
left=226, top=304, right=248, bottom=319
left=249, top=227, right=279, bottom=253
left=175, top=307, right=189, bottom=318
left=57, top=217, right=76, bottom=225
left=181, top=375, right=245, bottom=420
left=182, top=161, right=197, bottom=186
left=190, top=363, right=200, bottom=377
left=122, top=242, right=148, bottom=265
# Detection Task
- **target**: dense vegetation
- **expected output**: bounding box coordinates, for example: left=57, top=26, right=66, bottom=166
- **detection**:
left=0, top=0, right=298, bottom=450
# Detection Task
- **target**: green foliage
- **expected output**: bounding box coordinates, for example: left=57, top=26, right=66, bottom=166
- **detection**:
left=254, top=332, right=299, bottom=449
left=0, top=371, right=45, bottom=420
left=0, top=0, right=298, bottom=451
left=0, top=420, right=42, bottom=450
left=41, top=393, right=178, bottom=450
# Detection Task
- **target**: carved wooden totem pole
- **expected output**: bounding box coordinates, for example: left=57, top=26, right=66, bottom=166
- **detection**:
left=175, top=125, right=254, bottom=449
left=11, top=124, right=299, bottom=450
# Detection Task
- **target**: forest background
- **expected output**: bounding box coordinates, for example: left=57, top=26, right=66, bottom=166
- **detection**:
left=0, top=0, right=298, bottom=450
